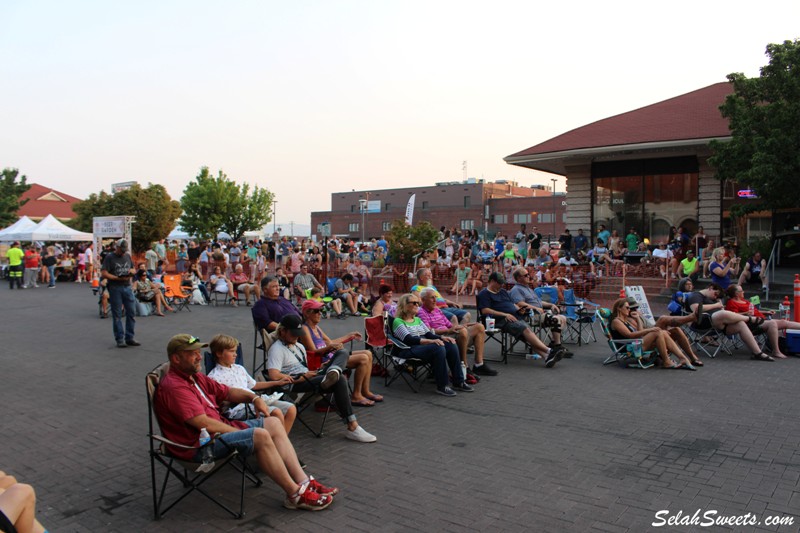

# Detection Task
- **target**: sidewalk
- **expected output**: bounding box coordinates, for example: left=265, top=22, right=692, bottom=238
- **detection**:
left=2, top=283, right=800, bottom=532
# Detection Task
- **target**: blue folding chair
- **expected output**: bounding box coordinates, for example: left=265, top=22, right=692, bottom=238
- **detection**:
left=562, top=289, right=599, bottom=346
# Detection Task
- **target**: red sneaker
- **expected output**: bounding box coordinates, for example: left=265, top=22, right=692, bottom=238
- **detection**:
left=284, top=484, right=333, bottom=511
left=307, top=476, right=339, bottom=496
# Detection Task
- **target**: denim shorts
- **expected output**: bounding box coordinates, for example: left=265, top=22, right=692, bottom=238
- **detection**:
left=193, top=418, right=263, bottom=462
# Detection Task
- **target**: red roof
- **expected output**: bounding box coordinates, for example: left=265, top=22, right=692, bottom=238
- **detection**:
left=506, top=82, right=733, bottom=161
left=17, top=183, right=82, bottom=220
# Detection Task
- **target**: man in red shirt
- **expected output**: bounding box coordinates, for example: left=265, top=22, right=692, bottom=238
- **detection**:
left=153, top=334, right=338, bottom=511
left=23, top=245, right=41, bottom=289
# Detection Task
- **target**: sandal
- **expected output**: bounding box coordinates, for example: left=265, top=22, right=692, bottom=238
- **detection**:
left=751, top=352, right=774, bottom=362
left=691, top=358, right=704, bottom=367
left=365, top=393, right=384, bottom=402
left=351, top=398, right=375, bottom=407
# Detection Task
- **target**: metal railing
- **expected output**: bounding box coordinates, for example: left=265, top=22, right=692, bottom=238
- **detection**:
left=764, top=238, right=780, bottom=301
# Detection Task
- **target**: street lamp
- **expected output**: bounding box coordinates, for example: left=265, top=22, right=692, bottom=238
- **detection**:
left=272, top=199, right=277, bottom=234
left=358, top=198, right=367, bottom=243
left=551, top=178, right=557, bottom=241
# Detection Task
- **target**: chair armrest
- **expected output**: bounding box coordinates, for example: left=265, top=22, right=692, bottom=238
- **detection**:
left=150, top=434, right=198, bottom=450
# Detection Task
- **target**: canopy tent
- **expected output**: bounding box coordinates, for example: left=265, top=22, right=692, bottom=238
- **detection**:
left=0, top=216, right=38, bottom=240
left=167, top=227, right=194, bottom=240
left=2, top=214, right=93, bottom=242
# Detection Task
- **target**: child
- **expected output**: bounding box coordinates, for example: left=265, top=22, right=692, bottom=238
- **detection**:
left=309, top=286, right=344, bottom=319
left=351, top=286, right=371, bottom=315
left=206, top=334, right=297, bottom=435
left=451, top=260, right=471, bottom=295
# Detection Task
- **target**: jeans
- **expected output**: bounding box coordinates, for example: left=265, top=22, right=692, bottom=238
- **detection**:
left=396, top=341, right=462, bottom=390
left=291, top=349, right=356, bottom=423
left=47, top=265, right=56, bottom=286
left=108, top=284, right=137, bottom=342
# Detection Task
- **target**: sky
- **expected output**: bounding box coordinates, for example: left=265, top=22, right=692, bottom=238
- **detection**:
left=2, top=1, right=798, bottom=231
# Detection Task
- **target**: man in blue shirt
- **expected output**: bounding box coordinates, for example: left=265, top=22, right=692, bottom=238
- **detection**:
left=477, top=272, right=565, bottom=367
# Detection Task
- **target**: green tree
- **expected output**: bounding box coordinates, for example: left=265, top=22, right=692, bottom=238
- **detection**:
left=709, top=39, right=800, bottom=216
left=70, top=184, right=182, bottom=253
left=0, top=168, right=31, bottom=227
left=180, top=167, right=273, bottom=241
left=386, top=219, right=440, bottom=263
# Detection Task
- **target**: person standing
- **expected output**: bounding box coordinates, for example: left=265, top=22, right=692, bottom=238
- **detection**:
left=6, top=241, right=24, bottom=289
left=43, top=246, right=58, bottom=288
left=101, top=239, right=140, bottom=348
left=22, top=245, right=40, bottom=288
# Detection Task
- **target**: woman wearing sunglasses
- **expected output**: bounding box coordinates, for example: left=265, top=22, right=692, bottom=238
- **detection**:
left=299, top=299, right=383, bottom=406
left=390, top=293, right=473, bottom=397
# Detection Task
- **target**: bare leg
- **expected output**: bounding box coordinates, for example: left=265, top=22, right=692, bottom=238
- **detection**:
left=761, top=321, right=787, bottom=358
left=346, top=351, right=372, bottom=402
left=643, top=331, right=673, bottom=367
left=719, top=321, right=763, bottom=354
left=455, top=328, right=469, bottom=366
left=522, top=327, right=550, bottom=357
left=0, top=483, right=46, bottom=533
left=470, top=323, right=486, bottom=364
left=668, top=328, right=700, bottom=362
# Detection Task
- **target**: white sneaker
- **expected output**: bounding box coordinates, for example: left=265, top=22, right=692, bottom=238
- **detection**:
left=320, top=368, right=341, bottom=390
left=345, top=426, right=377, bottom=443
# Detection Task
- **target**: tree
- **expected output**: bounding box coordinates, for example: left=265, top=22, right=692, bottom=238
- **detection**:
left=180, top=167, right=273, bottom=241
left=386, top=219, right=440, bottom=264
left=0, top=168, right=31, bottom=227
left=709, top=39, right=800, bottom=216
left=70, top=184, right=182, bottom=253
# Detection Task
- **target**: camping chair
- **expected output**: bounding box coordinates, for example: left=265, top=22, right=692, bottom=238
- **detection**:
left=680, top=303, right=733, bottom=358
left=476, top=308, right=508, bottom=364
left=146, top=362, right=262, bottom=520
left=163, top=274, right=191, bottom=313
left=384, top=313, right=433, bottom=392
left=534, top=286, right=563, bottom=343
left=595, top=308, right=656, bottom=369
left=562, top=289, right=598, bottom=345
left=364, top=314, right=391, bottom=377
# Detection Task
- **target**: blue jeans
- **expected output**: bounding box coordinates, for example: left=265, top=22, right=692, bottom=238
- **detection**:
left=442, top=307, right=468, bottom=323
left=396, top=342, right=462, bottom=390
left=108, top=284, right=136, bottom=342
left=194, top=418, right=263, bottom=461
left=47, top=265, right=56, bottom=286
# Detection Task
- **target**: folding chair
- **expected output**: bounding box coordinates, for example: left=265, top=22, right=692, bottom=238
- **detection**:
left=562, top=289, right=598, bottom=346
left=476, top=308, right=508, bottom=364
left=595, top=308, right=656, bottom=368
left=364, top=314, right=391, bottom=377
left=384, top=314, right=433, bottom=392
left=163, top=274, right=191, bottom=313
left=146, top=363, right=262, bottom=520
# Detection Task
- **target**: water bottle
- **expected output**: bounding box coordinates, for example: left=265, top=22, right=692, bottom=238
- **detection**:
left=526, top=353, right=542, bottom=360
left=748, top=302, right=755, bottom=315
left=781, top=296, right=791, bottom=321
left=199, top=428, right=214, bottom=468
left=461, top=362, right=468, bottom=382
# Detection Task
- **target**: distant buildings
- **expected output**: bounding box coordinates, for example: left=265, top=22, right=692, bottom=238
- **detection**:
left=17, top=184, right=82, bottom=222
left=310, top=179, right=568, bottom=241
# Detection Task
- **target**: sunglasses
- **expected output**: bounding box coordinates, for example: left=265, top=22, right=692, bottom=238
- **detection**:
left=408, top=301, right=421, bottom=306
left=309, top=308, right=322, bottom=314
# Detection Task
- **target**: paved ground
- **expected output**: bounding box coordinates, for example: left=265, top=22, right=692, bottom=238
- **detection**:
left=3, top=283, right=800, bottom=532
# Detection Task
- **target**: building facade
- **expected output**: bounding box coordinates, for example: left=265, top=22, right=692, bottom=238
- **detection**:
left=504, top=82, right=765, bottom=245
left=310, top=180, right=567, bottom=242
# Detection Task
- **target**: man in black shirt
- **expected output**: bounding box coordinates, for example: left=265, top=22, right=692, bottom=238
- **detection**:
left=101, top=239, right=139, bottom=348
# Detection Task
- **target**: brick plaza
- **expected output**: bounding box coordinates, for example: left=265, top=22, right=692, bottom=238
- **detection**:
left=3, top=284, right=800, bottom=532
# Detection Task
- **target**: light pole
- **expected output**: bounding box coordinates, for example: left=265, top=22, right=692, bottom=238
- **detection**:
left=551, top=178, right=557, bottom=242
left=272, top=199, right=277, bottom=234
left=359, top=198, right=367, bottom=243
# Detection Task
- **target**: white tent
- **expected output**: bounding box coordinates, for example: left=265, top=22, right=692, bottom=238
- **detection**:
left=167, top=227, right=194, bottom=240
left=0, top=216, right=38, bottom=241
left=2, top=214, right=93, bottom=242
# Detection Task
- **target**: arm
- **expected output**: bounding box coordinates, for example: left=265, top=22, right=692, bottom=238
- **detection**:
left=610, top=318, right=657, bottom=339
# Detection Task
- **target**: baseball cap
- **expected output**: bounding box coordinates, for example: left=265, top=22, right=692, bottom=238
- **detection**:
left=167, top=334, right=208, bottom=355
left=625, top=297, right=640, bottom=309
left=116, top=239, right=129, bottom=251
left=301, top=299, right=323, bottom=313
left=279, top=314, right=303, bottom=336
left=488, top=272, right=505, bottom=284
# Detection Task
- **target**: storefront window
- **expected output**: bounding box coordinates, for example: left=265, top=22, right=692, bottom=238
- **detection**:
left=592, top=157, right=699, bottom=244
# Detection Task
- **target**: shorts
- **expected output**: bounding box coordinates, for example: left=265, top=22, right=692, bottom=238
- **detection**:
left=501, top=319, right=529, bottom=338
left=194, top=418, right=263, bottom=462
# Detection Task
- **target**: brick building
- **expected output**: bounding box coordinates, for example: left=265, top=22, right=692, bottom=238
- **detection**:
left=310, top=179, right=567, bottom=242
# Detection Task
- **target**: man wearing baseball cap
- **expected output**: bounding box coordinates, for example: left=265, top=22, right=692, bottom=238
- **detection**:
left=476, top=272, right=566, bottom=367
left=153, top=334, right=338, bottom=511
left=101, top=239, right=139, bottom=348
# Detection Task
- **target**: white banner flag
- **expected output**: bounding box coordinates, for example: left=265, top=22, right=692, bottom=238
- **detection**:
left=405, top=194, right=416, bottom=225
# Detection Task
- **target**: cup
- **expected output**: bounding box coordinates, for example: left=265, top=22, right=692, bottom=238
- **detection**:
left=486, top=317, right=496, bottom=330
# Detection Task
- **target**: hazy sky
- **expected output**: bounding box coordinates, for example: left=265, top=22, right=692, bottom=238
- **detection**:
left=2, top=1, right=798, bottom=229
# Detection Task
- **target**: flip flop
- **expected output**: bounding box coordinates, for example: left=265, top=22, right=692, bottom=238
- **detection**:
left=365, top=393, right=384, bottom=402
left=692, top=359, right=704, bottom=367
left=351, top=398, right=375, bottom=407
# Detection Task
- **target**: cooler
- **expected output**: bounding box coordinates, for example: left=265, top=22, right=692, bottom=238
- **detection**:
left=785, top=329, right=800, bottom=354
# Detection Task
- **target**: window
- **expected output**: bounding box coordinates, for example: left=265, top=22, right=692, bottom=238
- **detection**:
left=350, top=205, right=356, bottom=213
left=382, top=221, right=392, bottom=231
left=492, top=214, right=507, bottom=224
left=464, top=196, right=471, bottom=208
left=460, top=220, right=474, bottom=230
left=538, top=213, right=554, bottom=224
left=513, top=213, right=531, bottom=224
left=349, top=223, right=359, bottom=232
left=384, top=203, right=391, bottom=212
left=422, top=201, right=429, bottom=210
left=747, top=217, right=771, bottom=242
